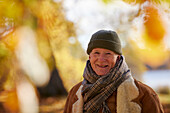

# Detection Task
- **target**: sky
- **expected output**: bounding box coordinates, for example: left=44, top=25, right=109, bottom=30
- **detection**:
left=143, top=70, right=170, bottom=89
left=63, top=0, right=170, bottom=51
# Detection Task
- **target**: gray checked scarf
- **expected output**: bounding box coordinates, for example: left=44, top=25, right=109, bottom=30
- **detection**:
left=82, top=56, right=131, bottom=113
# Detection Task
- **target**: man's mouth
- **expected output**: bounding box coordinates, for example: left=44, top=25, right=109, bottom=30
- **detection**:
left=96, top=64, right=108, bottom=68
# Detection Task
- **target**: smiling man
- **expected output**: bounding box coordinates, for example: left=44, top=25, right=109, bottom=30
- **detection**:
left=64, top=30, right=164, bottom=113
left=89, top=48, right=119, bottom=76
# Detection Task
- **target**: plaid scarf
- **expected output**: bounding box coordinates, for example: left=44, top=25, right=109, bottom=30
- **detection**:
left=82, top=56, right=131, bottom=113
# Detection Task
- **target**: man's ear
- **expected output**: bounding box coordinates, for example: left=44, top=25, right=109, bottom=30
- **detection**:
left=89, top=55, right=91, bottom=60
left=117, top=55, right=120, bottom=61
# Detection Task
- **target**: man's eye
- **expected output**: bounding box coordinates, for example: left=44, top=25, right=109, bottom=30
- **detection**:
left=106, top=53, right=111, bottom=55
left=94, top=52, right=100, bottom=54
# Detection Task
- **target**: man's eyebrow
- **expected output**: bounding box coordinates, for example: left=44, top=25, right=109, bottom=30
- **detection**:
left=105, top=51, right=111, bottom=53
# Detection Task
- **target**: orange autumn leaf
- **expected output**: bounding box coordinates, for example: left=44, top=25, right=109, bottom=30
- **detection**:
left=1, top=29, right=19, bottom=51
left=143, top=4, right=166, bottom=44
left=0, top=90, right=19, bottom=112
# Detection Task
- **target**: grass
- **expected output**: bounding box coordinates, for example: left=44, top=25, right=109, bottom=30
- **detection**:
left=159, top=94, right=170, bottom=104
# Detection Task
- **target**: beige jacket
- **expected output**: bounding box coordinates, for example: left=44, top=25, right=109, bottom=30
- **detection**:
left=64, top=76, right=164, bottom=113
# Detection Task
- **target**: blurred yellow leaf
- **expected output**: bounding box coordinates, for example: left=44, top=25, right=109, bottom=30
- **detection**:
left=122, top=0, right=146, bottom=4
left=0, top=89, right=19, bottom=112
left=0, top=0, right=24, bottom=20
left=144, top=4, right=166, bottom=44
left=102, top=0, right=112, bottom=4
left=2, top=29, right=19, bottom=51
left=130, top=33, right=169, bottom=68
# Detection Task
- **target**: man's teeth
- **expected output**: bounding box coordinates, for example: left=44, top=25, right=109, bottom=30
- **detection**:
left=97, top=65, right=108, bottom=68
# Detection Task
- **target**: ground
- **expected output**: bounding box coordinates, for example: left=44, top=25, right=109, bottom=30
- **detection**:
left=39, top=95, right=170, bottom=113
left=39, top=96, right=66, bottom=113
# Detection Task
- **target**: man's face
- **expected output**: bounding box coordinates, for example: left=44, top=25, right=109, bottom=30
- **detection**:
left=89, top=48, right=119, bottom=76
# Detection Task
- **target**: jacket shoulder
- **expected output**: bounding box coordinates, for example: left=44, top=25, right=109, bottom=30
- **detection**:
left=63, top=82, right=82, bottom=113
left=67, top=81, right=82, bottom=103
left=134, top=79, right=157, bottom=95
left=134, top=79, right=164, bottom=113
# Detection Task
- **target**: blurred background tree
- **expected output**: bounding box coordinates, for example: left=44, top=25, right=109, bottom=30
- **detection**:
left=0, top=0, right=86, bottom=112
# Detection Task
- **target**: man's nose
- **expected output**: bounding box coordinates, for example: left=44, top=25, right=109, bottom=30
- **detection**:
left=98, top=54, right=106, bottom=61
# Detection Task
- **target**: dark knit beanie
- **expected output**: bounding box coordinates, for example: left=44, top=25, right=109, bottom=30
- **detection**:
left=87, top=30, right=122, bottom=55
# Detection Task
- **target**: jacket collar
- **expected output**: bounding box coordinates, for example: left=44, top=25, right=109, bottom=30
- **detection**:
left=72, top=76, right=141, bottom=113
left=117, top=76, right=141, bottom=113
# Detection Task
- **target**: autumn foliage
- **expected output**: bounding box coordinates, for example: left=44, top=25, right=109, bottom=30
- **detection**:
left=143, top=4, right=166, bottom=44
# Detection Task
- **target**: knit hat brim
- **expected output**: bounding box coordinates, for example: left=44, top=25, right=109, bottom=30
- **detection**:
left=87, top=40, right=122, bottom=55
